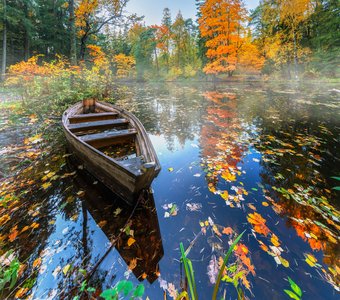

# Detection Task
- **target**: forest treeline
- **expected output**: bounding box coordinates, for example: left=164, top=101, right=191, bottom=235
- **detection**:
left=0, top=0, right=339, bottom=81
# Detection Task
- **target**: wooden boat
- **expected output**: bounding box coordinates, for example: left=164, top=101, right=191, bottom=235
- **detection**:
left=62, top=99, right=161, bottom=204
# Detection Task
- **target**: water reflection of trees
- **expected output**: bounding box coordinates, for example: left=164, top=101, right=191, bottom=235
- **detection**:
left=198, top=86, right=340, bottom=291
left=251, top=91, right=340, bottom=290
left=115, top=83, right=204, bottom=151
left=199, top=90, right=250, bottom=206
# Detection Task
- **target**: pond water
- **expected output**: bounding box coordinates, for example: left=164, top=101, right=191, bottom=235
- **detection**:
left=0, top=82, right=339, bottom=299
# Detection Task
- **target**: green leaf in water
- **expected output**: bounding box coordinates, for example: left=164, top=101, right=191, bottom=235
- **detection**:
left=330, top=176, right=340, bottom=181
left=332, top=186, right=340, bottom=191
left=287, top=277, right=302, bottom=297
left=284, top=289, right=301, bottom=300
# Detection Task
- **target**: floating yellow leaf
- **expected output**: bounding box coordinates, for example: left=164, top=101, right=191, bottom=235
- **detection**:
left=262, top=202, right=269, bottom=207
left=271, top=234, right=281, bottom=247
left=220, top=191, right=229, bottom=200
left=168, top=167, right=174, bottom=172
left=42, top=182, right=51, bottom=190
left=77, top=190, right=85, bottom=197
left=31, top=222, right=40, bottom=229
left=0, top=214, right=10, bottom=226
left=63, top=264, right=71, bottom=275
left=305, top=253, right=317, bottom=267
left=127, top=237, right=136, bottom=247
left=21, top=226, right=30, bottom=233
left=279, top=256, right=289, bottom=268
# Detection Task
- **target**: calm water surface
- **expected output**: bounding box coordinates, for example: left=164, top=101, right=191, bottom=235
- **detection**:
left=1, top=82, right=339, bottom=299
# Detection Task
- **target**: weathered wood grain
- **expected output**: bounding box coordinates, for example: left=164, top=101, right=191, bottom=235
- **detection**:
left=69, top=118, right=129, bottom=133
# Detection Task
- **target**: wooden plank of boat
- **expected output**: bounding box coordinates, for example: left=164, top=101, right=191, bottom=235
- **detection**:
left=69, top=118, right=129, bottom=133
left=69, top=112, right=119, bottom=124
left=62, top=100, right=161, bottom=204
left=80, top=128, right=137, bottom=148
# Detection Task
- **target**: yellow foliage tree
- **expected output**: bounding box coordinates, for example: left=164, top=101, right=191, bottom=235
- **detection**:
left=238, top=34, right=265, bottom=73
left=113, top=53, right=135, bottom=78
left=75, top=0, right=128, bottom=60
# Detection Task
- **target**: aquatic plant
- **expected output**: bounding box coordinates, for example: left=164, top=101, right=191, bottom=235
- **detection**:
left=179, top=231, right=245, bottom=300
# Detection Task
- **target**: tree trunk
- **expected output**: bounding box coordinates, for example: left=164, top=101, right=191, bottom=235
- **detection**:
left=1, top=0, right=7, bottom=81
left=80, top=35, right=87, bottom=61
left=24, top=30, right=30, bottom=61
left=69, top=0, right=77, bottom=65
left=23, top=1, right=30, bottom=61
left=293, top=29, right=298, bottom=80
left=154, top=47, right=159, bottom=75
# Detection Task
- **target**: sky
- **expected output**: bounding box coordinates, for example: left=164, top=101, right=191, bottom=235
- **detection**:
left=126, top=0, right=260, bottom=25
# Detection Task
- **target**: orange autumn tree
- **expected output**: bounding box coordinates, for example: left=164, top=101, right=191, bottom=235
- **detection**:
left=199, top=0, right=247, bottom=76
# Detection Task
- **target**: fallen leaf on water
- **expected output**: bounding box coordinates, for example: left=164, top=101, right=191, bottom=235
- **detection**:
left=168, top=167, right=174, bottom=172
left=247, top=204, right=257, bottom=211
left=279, top=256, right=290, bottom=268
left=77, top=190, right=85, bottom=197
left=222, top=227, right=233, bottom=235
left=129, top=258, right=137, bottom=270
left=114, top=207, right=122, bottom=216
left=42, top=182, right=52, bottom=190
left=305, top=253, right=317, bottom=267
left=21, top=226, right=30, bottom=233
left=0, top=214, right=10, bottom=226
left=98, top=220, right=107, bottom=228
left=271, top=234, right=281, bottom=247
left=262, top=202, right=269, bottom=207
left=9, top=226, right=18, bottom=242
left=33, top=258, right=42, bottom=268
left=212, top=225, right=222, bottom=237
left=69, top=213, right=78, bottom=221
left=127, top=237, right=136, bottom=247
left=63, top=264, right=71, bottom=275
left=220, top=191, right=229, bottom=200
left=52, top=266, right=61, bottom=279
left=247, top=212, right=270, bottom=236
left=31, top=222, right=40, bottom=229
left=15, top=288, right=29, bottom=298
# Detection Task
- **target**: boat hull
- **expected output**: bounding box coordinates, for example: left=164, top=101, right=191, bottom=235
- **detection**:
left=62, top=101, right=160, bottom=204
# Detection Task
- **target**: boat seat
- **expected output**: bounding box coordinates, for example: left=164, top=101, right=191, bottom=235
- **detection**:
left=118, top=156, right=145, bottom=175
left=80, top=129, right=137, bottom=148
left=69, top=112, right=119, bottom=124
left=68, top=118, right=129, bottom=134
